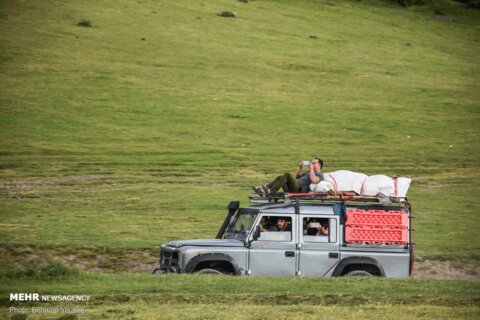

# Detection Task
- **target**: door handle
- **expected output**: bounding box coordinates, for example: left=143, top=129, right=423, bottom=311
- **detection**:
left=329, top=252, right=339, bottom=258
left=285, top=251, right=295, bottom=257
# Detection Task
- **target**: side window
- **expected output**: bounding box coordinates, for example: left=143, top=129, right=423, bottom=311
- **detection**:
left=257, top=216, right=292, bottom=242
left=303, top=217, right=337, bottom=243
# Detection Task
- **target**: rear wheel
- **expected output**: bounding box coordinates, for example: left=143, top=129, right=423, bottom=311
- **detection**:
left=196, top=268, right=224, bottom=275
left=344, top=270, right=373, bottom=277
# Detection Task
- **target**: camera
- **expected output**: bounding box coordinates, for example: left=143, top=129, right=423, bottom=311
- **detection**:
left=302, top=160, right=310, bottom=166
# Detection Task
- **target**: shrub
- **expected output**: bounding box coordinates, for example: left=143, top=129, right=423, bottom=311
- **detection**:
left=455, top=0, right=480, bottom=9
left=39, top=262, right=79, bottom=278
left=394, top=0, right=426, bottom=6
left=217, top=11, right=238, bottom=18
left=77, top=19, right=92, bottom=28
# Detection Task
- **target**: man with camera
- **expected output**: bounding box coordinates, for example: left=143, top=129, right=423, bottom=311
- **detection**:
left=252, top=158, right=324, bottom=195
left=307, top=218, right=329, bottom=236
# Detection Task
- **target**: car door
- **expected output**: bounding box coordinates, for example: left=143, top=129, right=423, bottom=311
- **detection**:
left=248, top=214, right=296, bottom=276
left=298, top=215, right=340, bottom=277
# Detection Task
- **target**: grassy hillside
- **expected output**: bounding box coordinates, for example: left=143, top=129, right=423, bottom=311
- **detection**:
left=1, top=0, right=479, bottom=259
left=0, top=0, right=479, bottom=318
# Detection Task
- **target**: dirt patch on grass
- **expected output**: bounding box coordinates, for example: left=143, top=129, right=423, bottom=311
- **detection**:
left=0, top=244, right=158, bottom=274
left=0, top=174, right=113, bottom=196
left=1, top=245, right=479, bottom=279
left=413, top=257, right=480, bottom=280
left=424, top=184, right=451, bottom=189
left=0, top=174, right=112, bottom=185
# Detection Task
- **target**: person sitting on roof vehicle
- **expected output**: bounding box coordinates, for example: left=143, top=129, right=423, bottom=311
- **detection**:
left=252, top=158, right=324, bottom=195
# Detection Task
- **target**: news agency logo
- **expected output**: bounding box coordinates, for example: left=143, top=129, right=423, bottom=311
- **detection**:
left=10, top=293, right=91, bottom=302
left=10, top=293, right=39, bottom=301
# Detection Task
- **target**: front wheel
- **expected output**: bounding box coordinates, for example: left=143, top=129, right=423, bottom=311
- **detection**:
left=152, top=268, right=167, bottom=275
left=196, top=268, right=224, bottom=275
left=344, top=270, right=373, bottom=277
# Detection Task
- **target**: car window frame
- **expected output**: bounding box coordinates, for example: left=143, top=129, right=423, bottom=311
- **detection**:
left=254, top=214, right=294, bottom=243
left=301, top=216, right=337, bottom=244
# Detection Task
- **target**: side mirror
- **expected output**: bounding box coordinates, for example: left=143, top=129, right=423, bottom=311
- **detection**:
left=252, top=225, right=261, bottom=241
left=246, top=226, right=260, bottom=248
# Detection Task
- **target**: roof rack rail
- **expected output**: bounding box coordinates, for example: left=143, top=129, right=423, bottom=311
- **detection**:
left=248, top=193, right=287, bottom=204
left=248, top=192, right=408, bottom=205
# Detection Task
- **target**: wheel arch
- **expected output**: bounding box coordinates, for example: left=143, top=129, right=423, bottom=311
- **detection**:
left=184, top=253, right=241, bottom=275
left=332, top=256, right=386, bottom=277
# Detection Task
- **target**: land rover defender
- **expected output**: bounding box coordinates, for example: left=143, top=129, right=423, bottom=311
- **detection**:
left=154, top=193, right=413, bottom=277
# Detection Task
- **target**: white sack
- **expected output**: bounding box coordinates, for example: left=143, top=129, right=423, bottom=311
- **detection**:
left=396, top=177, right=411, bottom=198
left=362, top=175, right=394, bottom=196
left=310, top=180, right=334, bottom=192
left=324, top=170, right=368, bottom=194
left=309, top=171, right=411, bottom=197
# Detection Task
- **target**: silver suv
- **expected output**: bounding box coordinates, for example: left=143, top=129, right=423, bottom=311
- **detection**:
left=154, top=194, right=413, bottom=277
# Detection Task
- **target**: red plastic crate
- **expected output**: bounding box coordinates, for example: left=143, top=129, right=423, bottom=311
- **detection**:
left=346, top=209, right=408, bottom=229
left=345, top=225, right=409, bottom=245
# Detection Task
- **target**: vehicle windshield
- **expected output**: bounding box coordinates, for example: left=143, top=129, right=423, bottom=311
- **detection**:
left=224, top=208, right=259, bottom=241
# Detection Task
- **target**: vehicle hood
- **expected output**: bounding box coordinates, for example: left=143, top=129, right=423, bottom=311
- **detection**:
left=164, top=239, right=245, bottom=248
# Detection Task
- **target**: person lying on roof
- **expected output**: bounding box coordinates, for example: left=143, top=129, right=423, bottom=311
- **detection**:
left=252, top=158, right=325, bottom=195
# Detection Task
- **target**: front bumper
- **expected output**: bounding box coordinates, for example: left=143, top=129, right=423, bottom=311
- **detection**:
left=156, top=245, right=181, bottom=273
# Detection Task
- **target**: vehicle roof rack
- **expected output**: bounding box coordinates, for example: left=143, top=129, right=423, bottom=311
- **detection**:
left=248, top=193, right=288, bottom=204
left=248, top=192, right=408, bottom=205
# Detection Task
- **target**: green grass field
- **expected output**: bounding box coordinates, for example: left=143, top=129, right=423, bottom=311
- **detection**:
left=1, top=0, right=479, bottom=318
left=1, top=272, right=480, bottom=319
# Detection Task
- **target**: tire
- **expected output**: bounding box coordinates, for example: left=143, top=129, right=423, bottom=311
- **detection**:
left=196, top=268, right=224, bottom=275
left=152, top=268, right=167, bottom=275
left=344, top=270, right=373, bottom=277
